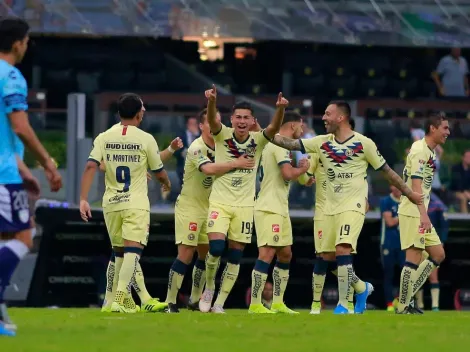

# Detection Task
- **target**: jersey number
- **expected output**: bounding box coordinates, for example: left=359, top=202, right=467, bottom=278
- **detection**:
left=116, top=166, right=131, bottom=192
left=340, top=224, right=350, bottom=236
left=241, top=221, right=253, bottom=235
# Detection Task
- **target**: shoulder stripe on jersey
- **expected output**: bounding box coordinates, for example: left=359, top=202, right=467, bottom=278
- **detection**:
left=299, top=139, right=306, bottom=154
left=122, top=126, right=128, bottom=135
left=374, top=162, right=386, bottom=171
left=277, top=160, right=291, bottom=166
left=151, top=166, right=164, bottom=173
left=87, top=158, right=100, bottom=166
left=262, top=130, right=271, bottom=141
left=411, top=175, right=423, bottom=179
left=212, top=126, right=223, bottom=136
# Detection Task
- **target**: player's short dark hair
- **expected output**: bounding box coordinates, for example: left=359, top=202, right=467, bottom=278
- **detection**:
left=117, top=93, right=143, bottom=119
left=232, top=101, right=254, bottom=115
left=197, top=108, right=220, bottom=123
left=283, top=111, right=303, bottom=125
left=0, top=17, right=29, bottom=53
left=349, top=118, right=355, bottom=130
left=329, top=100, right=351, bottom=119
left=425, top=113, right=447, bottom=135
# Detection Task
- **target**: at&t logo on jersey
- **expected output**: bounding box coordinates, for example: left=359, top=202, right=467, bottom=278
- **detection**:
left=272, top=224, right=280, bottom=233
left=189, top=222, right=198, bottom=231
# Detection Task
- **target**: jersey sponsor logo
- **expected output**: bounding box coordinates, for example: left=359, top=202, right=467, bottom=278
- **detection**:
left=418, top=226, right=425, bottom=234
left=224, top=138, right=257, bottom=158
left=231, top=177, right=242, bottom=187
left=202, top=176, right=213, bottom=189
left=318, top=230, right=323, bottom=239
left=333, top=184, right=343, bottom=193
left=272, top=224, right=280, bottom=233
left=424, top=175, right=433, bottom=189
left=210, top=211, right=219, bottom=219
left=320, top=141, right=364, bottom=167
left=273, top=234, right=279, bottom=242
left=327, top=168, right=335, bottom=181
left=105, top=142, right=142, bottom=150
left=189, top=222, right=198, bottom=231
left=108, top=193, right=130, bottom=204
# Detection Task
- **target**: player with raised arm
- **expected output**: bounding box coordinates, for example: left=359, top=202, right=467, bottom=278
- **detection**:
left=98, top=137, right=183, bottom=313
left=249, top=111, right=313, bottom=314
left=79, top=93, right=170, bottom=313
left=199, top=85, right=288, bottom=313
left=0, top=17, right=62, bottom=337
left=270, top=101, right=423, bottom=314
left=165, top=109, right=255, bottom=313
left=396, top=114, right=449, bottom=314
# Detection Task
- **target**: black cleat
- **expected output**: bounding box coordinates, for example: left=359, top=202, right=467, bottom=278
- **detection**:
left=165, top=303, right=180, bottom=313
left=409, top=298, right=424, bottom=315
left=187, top=300, right=200, bottom=311
left=395, top=306, right=413, bottom=314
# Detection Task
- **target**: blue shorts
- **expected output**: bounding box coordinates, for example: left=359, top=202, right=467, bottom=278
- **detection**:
left=0, top=184, right=31, bottom=233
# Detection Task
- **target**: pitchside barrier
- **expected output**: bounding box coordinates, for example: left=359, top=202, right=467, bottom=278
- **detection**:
left=30, top=206, right=470, bottom=310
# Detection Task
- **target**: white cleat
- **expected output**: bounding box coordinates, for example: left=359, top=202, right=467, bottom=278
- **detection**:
left=309, top=308, right=321, bottom=315
left=199, top=289, right=215, bottom=313
left=211, top=304, right=226, bottom=314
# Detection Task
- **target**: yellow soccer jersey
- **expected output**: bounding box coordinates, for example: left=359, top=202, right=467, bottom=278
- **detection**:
left=255, top=142, right=292, bottom=217
left=210, top=124, right=270, bottom=207
left=398, top=138, right=437, bottom=218
left=309, top=153, right=327, bottom=220
left=177, top=136, right=215, bottom=213
left=88, top=123, right=163, bottom=213
left=301, top=132, right=385, bottom=215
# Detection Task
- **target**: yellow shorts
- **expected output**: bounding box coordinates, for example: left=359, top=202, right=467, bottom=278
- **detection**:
left=207, top=202, right=254, bottom=244
left=254, top=210, right=292, bottom=247
left=313, top=219, right=324, bottom=253
left=323, top=211, right=365, bottom=253
left=398, top=214, right=441, bottom=250
left=104, top=209, right=150, bottom=247
left=174, top=205, right=209, bottom=246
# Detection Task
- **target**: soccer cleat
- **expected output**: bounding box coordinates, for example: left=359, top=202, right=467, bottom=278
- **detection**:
left=271, top=303, right=299, bottom=314
left=0, top=322, right=15, bottom=337
left=386, top=305, right=395, bottom=312
left=111, top=301, right=139, bottom=313
left=309, top=301, right=321, bottom=315
left=211, top=304, right=226, bottom=314
left=101, top=305, right=113, bottom=313
left=249, top=303, right=275, bottom=314
left=409, top=298, right=424, bottom=315
left=199, top=289, right=215, bottom=313
left=165, top=303, right=180, bottom=313
left=141, top=298, right=168, bottom=313
left=354, top=282, right=374, bottom=314
left=0, top=304, right=17, bottom=331
left=395, top=306, right=413, bottom=314
left=432, top=307, right=439, bottom=312
left=347, top=302, right=354, bottom=314
left=187, top=298, right=200, bottom=311
left=333, top=304, right=350, bottom=315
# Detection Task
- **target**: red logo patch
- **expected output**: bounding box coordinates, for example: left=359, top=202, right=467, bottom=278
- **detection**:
left=272, top=224, right=280, bottom=233
left=210, top=211, right=219, bottom=219
left=189, top=222, right=198, bottom=231
left=418, top=226, right=425, bottom=234
left=318, top=230, right=323, bottom=239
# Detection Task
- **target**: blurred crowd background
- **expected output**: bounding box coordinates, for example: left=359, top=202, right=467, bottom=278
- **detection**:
left=4, top=0, right=470, bottom=213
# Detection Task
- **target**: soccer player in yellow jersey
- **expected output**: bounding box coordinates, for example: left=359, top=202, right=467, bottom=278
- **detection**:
left=79, top=93, right=171, bottom=313
left=165, top=108, right=255, bottom=313
left=98, top=137, right=183, bottom=313
left=271, top=101, right=423, bottom=314
left=249, top=111, right=313, bottom=314
left=396, top=114, right=449, bottom=314
left=199, top=85, right=288, bottom=313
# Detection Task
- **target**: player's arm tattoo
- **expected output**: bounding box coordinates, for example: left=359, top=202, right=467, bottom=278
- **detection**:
left=271, top=135, right=302, bottom=151
left=380, top=163, right=413, bottom=198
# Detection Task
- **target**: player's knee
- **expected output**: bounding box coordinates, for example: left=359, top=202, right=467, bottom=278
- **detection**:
left=277, top=247, right=292, bottom=263
left=431, top=249, right=445, bottom=265
left=177, top=244, right=196, bottom=263
left=227, top=248, right=243, bottom=265
left=196, top=244, right=209, bottom=260
left=335, top=243, right=352, bottom=256
left=209, top=239, right=225, bottom=257
left=258, top=246, right=276, bottom=263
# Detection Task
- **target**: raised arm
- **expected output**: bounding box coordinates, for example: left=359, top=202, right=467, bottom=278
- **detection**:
left=271, top=135, right=303, bottom=151
left=200, top=155, right=255, bottom=176
left=380, top=164, right=423, bottom=205
left=160, top=137, right=184, bottom=162
left=205, top=84, right=222, bottom=134
left=264, top=93, right=289, bottom=140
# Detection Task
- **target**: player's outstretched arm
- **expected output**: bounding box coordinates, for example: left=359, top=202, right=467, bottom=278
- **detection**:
left=271, top=135, right=303, bottom=151
left=264, top=93, right=289, bottom=140
left=280, top=158, right=310, bottom=181
left=9, top=111, right=62, bottom=192
left=160, top=137, right=183, bottom=162
left=79, top=160, right=99, bottom=222
left=380, top=164, right=424, bottom=205
left=200, top=155, right=255, bottom=176
left=205, top=84, right=222, bottom=134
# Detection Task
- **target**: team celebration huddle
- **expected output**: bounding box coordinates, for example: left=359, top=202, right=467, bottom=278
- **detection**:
left=79, top=85, right=450, bottom=315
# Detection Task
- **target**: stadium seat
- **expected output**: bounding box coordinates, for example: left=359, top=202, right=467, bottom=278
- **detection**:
left=395, top=109, right=425, bottom=119
left=390, top=78, right=418, bottom=98
left=293, top=75, right=325, bottom=96
left=365, top=108, right=393, bottom=119
left=328, top=76, right=357, bottom=98
left=101, top=70, right=135, bottom=90
left=360, top=77, right=387, bottom=97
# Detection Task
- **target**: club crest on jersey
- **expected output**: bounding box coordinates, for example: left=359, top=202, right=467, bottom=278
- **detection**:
left=189, top=222, right=198, bottom=231
left=272, top=224, right=280, bottom=233
left=224, top=138, right=257, bottom=158
left=320, top=141, right=364, bottom=167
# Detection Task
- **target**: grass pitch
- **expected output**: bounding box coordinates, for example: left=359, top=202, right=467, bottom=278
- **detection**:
left=2, top=309, right=470, bottom=352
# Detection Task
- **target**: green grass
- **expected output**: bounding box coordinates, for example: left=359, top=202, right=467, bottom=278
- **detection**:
left=3, top=309, right=470, bottom=351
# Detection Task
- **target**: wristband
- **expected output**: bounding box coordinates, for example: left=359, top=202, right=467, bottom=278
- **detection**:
left=168, top=146, right=175, bottom=153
